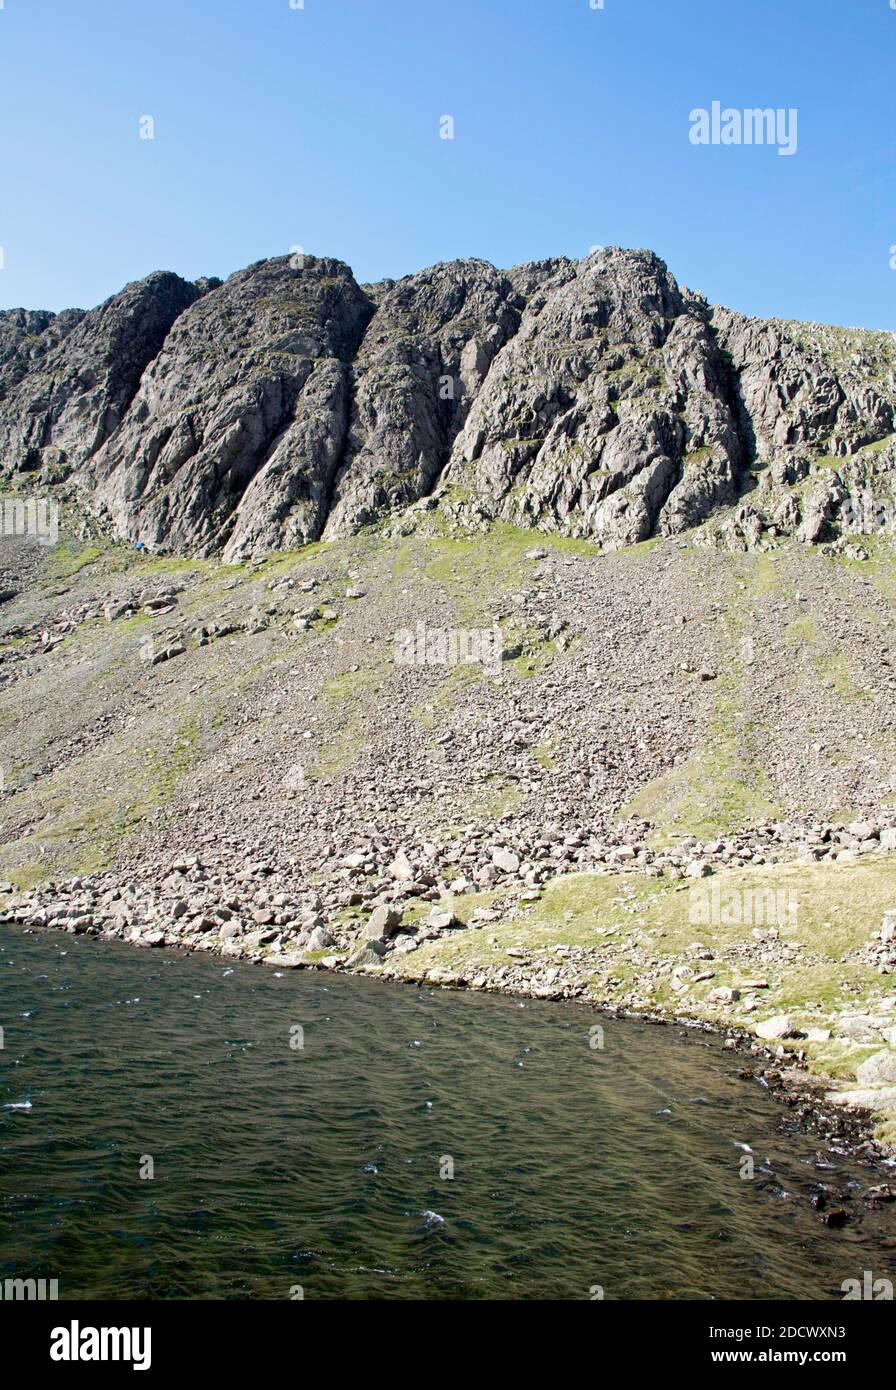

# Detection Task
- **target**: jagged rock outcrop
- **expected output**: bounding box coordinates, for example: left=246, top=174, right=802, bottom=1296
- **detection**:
left=323, top=259, right=522, bottom=537
left=0, top=308, right=85, bottom=404
left=1, top=247, right=894, bottom=556
left=714, top=310, right=896, bottom=461
left=0, top=274, right=199, bottom=480
left=436, top=250, right=745, bottom=546
left=88, top=257, right=372, bottom=558
left=707, top=310, right=896, bottom=549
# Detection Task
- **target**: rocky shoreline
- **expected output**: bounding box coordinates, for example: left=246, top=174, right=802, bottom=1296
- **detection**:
left=5, top=818, right=896, bottom=1190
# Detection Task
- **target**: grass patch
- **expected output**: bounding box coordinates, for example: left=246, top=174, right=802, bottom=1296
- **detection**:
left=0, top=714, right=203, bottom=884
left=391, top=525, right=598, bottom=625
left=45, top=542, right=105, bottom=579
left=412, top=662, right=485, bottom=729
left=393, top=856, right=896, bottom=1089
left=451, top=780, right=523, bottom=823
left=622, top=678, right=781, bottom=840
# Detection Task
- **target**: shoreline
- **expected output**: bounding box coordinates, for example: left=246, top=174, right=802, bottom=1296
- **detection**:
left=8, top=914, right=896, bottom=1198
left=377, top=954, right=896, bottom=1177
left=4, top=831, right=896, bottom=1187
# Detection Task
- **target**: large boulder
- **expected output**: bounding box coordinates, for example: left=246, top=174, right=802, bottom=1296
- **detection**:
left=856, top=1050, right=896, bottom=1087
left=754, top=1013, right=801, bottom=1040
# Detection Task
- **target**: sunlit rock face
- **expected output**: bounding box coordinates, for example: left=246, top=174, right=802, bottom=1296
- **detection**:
left=2, top=248, right=894, bottom=557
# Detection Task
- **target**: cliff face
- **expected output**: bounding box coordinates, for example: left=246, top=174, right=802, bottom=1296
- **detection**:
left=0, top=273, right=200, bottom=481
left=322, top=258, right=522, bottom=541
left=86, top=258, right=373, bottom=558
left=1, top=248, right=894, bottom=556
left=437, top=251, right=745, bottom=546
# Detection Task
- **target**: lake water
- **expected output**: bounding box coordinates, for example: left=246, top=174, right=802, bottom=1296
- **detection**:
left=2, top=926, right=895, bottom=1300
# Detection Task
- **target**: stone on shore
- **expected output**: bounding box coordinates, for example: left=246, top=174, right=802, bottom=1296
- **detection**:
left=754, top=1014, right=800, bottom=1040
left=856, top=1050, right=896, bottom=1087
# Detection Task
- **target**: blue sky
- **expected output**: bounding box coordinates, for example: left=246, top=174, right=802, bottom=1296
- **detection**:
left=0, top=0, right=894, bottom=327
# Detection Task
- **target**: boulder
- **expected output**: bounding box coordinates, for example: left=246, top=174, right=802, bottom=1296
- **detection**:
left=363, top=905, right=403, bottom=940
left=306, top=925, right=336, bottom=951
left=426, top=907, right=459, bottom=931
left=387, top=852, right=414, bottom=882
left=263, top=952, right=307, bottom=969
left=826, top=1086, right=896, bottom=1113
left=855, top=1050, right=896, bottom=1087
left=345, top=941, right=386, bottom=969
left=755, top=1014, right=800, bottom=1040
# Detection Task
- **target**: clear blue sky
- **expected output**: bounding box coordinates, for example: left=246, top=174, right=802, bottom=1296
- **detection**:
left=0, top=0, right=894, bottom=328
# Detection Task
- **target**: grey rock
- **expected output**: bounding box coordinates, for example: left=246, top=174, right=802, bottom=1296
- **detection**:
left=263, top=952, right=307, bottom=969
left=855, top=1050, right=896, bottom=1087
left=426, top=907, right=458, bottom=931
left=2, top=247, right=893, bottom=556
left=0, top=273, right=199, bottom=480
left=491, top=847, right=520, bottom=874
left=826, top=1086, right=896, bottom=1113
left=836, top=1014, right=889, bottom=1042
left=387, top=851, right=414, bottom=882
left=324, top=260, right=521, bottom=536
left=707, top=986, right=739, bottom=1003
left=305, top=925, right=335, bottom=951
left=754, top=1013, right=800, bottom=1040
left=374, top=904, right=404, bottom=933
left=0, top=307, right=85, bottom=406
left=88, top=257, right=372, bottom=560
left=345, top=941, right=386, bottom=968
left=151, top=642, right=185, bottom=665
left=362, top=904, right=403, bottom=940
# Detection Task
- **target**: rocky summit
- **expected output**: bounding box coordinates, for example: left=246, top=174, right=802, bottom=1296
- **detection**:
left=1, top=247, right=895, bottom=559
left=2, top=247, right=896, bottom=1153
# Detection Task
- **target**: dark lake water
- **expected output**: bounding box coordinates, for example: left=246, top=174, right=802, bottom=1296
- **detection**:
left=2, top=926, right=896, bottom=1300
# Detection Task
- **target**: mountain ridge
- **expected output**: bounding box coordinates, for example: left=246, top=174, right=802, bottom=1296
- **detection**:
left=2, top=247, right=895, bottom=559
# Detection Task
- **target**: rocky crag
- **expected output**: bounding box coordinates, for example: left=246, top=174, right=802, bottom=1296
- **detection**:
left=1, top=248, right=894, bottom=558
